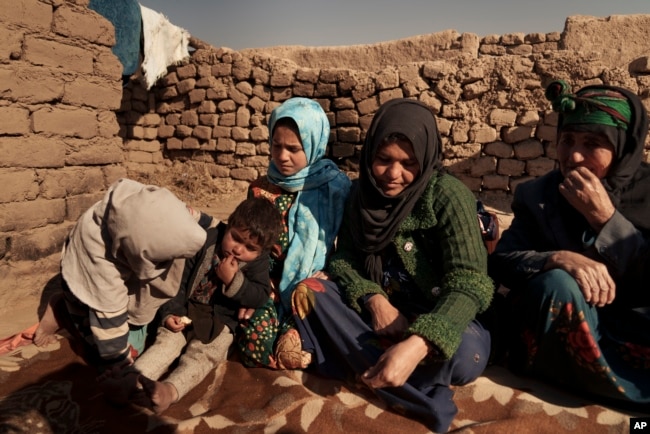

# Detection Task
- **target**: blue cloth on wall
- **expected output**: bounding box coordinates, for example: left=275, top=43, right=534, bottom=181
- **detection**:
left=88, top=0, right=142, bottom=81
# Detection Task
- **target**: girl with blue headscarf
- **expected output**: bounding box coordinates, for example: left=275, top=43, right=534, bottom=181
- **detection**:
left=238, top=98, right=351, bottom=369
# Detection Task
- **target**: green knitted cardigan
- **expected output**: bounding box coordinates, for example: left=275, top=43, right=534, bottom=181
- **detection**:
left=328, top=173, right=494, bottom=359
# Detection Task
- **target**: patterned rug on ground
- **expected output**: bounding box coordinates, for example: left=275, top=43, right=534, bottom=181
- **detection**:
left=0, top=335, right=644, bottom=434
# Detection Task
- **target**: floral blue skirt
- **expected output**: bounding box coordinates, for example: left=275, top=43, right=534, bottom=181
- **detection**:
left=291, top=278, right=491, bottom=433
left=508, top=269, right=650, bottom=406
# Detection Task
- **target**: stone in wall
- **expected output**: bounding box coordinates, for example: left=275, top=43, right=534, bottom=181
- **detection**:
left=240, top=30, right=478, bottom=72
left=562, top=15, right=650, bottom=67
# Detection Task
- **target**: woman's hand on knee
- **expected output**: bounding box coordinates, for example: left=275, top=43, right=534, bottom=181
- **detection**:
left=365, top=294, right=409, bottom=338
left=361, top=335, right=429, bottom=389
left=547, top=251, right=616, bottom=307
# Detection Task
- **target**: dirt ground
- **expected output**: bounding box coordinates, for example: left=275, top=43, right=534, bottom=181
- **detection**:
left=131, top=160, right=250, bottom=220
left=1, top=161, right=513, bottom=341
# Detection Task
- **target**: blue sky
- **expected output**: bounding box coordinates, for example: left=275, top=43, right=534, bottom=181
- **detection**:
left=139, top=0, right=650, bottom=50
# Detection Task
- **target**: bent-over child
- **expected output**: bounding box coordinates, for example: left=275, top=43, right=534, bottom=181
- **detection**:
left=34, top=178, right=207, bottom=371
left=126, top=197, right=283, bottom=413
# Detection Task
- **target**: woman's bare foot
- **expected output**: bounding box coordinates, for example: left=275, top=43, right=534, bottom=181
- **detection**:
left=33, top=293, right=63, bottom=347
left=275, top=328, right=312, bottom=370
left=138, top=376, right=178, bottom=414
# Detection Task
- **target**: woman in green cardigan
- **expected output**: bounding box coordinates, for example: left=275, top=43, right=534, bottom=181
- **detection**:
left=291, top=98, right=494, bottom=433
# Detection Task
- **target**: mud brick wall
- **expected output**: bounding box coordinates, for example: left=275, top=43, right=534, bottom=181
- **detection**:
left=3, top=3, right=650, bottom=274
left=120, top=16, right=650, bottom=200
left=0, top=0, right=125, bottom=265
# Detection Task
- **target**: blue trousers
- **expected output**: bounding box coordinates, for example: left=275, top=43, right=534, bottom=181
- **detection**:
left=292, top=279, right=490, bottom=433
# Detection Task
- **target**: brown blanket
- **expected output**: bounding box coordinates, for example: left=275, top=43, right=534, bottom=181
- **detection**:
left=0, top=332, right=640, bottom=434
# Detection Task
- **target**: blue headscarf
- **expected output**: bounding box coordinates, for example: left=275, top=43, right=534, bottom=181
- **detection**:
left=267, top=98, right=351, bottom=311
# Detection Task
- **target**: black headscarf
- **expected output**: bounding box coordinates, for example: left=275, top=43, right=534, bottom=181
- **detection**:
left=348, top=98, right=443, bottom=283
left=546, top=81, right=650, bottom=231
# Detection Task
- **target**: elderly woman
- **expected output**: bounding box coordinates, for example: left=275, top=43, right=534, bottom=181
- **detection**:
left=291, top=98, right=494, bottom=432
left=490, top=81, right=650, bottom=404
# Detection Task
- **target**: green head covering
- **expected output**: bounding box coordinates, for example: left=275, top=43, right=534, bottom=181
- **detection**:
left=544, top=80, right=650, bottom=218
left=545, top=80, right=632, bottom=130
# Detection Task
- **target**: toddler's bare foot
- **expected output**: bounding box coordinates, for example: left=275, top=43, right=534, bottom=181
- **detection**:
left=34, top=293, right=63, bottom=347
left=138, top=375, right=178, bottom=414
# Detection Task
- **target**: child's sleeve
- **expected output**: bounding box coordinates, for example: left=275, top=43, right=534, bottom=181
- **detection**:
left=223, top=255, right=271, bottom=309
left=186, top=204, right=216, bottom=230
left=88, top=306, right=131, bottom=363
left=158, top=226, right=217, bottom=320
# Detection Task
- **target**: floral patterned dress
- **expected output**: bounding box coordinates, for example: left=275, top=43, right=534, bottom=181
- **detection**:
left=237, top=177, right=305, bottom=369
left=491, top=171, right=650, bottom=407
left=507, top=268, right=650, bottom=406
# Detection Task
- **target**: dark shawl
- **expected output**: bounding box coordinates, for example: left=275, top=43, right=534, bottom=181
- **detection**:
left=348, top=98, right=443, bottom=283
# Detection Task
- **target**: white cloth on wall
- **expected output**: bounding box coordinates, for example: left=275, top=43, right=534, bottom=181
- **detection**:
left=139, top=4, right=191, bottom=90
